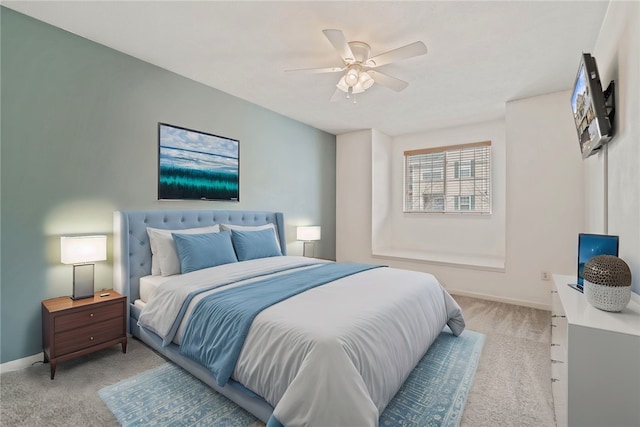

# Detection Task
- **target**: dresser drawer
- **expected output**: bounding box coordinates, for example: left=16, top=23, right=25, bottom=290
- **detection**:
left=54, top=317, right=124, bottom=356
left=54, top=300, right=123, bottom=333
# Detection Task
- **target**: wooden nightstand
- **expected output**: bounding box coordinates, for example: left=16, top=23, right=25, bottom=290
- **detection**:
left=42, top=289, right=127, bottom=379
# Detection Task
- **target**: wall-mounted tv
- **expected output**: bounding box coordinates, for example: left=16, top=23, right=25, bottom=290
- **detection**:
left=158, top=122, right=239, bottom=201
left=570, top=53, right=614, bottom=159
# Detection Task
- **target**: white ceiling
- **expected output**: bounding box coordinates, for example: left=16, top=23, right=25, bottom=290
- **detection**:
left=3, top=1, right=610, bottom=136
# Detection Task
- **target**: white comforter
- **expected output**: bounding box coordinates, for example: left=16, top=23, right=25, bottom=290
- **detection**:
left=138, top=256, right=465, bottom=427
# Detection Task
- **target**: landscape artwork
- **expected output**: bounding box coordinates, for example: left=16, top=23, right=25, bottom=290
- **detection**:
left=158, top=123, right=239, bottom=201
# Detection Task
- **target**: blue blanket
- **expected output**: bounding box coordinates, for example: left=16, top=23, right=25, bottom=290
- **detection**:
left=179, top=262, right=383, bottom=386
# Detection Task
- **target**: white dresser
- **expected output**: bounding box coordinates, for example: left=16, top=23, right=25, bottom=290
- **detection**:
left=551, top=275, right=640, bottom=427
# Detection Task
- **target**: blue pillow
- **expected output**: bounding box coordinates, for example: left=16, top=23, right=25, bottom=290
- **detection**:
left=231, top=228, right=282, bottom=261
left=172, top=231, right=237, bottom=274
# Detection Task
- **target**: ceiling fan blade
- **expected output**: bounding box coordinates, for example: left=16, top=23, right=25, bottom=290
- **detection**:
left=285, top=66, right=345, bottom=74
left=369, top=71, right=409, bottom=92
left=330, top=88, right=345, bottom=103
left=366, top=41, right=428, bottom=67
left=322, top=29, right=355, bottom=63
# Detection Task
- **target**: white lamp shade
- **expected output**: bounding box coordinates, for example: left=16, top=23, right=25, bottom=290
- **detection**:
left=359, top=71, right=374, bottom=89
left=296, top=226, right=321, bottom=241
left=336, top=75, right=349, bottom=93
left=61, top=235, right=107, bottom=264
left=351, top=81, right=365, bottom=94
left=345, top=68, right=359, bottom=87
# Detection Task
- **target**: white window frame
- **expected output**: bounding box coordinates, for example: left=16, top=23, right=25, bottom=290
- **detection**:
left=404, top=141, right=491, bottom=214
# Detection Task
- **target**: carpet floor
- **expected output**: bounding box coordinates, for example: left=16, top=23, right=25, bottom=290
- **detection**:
left=98, top=329, right=484, bottom=427
left=0, top=295, right=555, bottom=426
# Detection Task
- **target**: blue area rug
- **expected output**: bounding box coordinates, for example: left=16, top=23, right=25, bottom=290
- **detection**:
left=99, top=329, right=484, bottom=427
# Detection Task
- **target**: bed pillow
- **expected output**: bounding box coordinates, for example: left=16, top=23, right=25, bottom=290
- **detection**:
left=150, top=256, right=161, bottom=276
left=230, top=228, right=283, bottom=261
left=172, top=231, right=238, bottom=274
left=220, top=223, right=282, bottom=253
left=147, top=225, right=220, bottom=276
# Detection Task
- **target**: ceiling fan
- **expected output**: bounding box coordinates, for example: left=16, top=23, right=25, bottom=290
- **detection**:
left=286, top=29, right=428, bottom=101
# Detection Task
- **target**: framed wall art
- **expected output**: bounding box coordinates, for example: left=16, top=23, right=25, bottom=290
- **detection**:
left=158, top=122, right=239, bottom=201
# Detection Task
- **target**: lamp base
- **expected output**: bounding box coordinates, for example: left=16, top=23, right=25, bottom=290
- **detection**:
left=302, top=241, right=315, bottom=258
left=71, top=264, right=95, bottom=300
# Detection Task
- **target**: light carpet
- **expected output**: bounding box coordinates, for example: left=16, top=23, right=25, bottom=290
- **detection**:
left=98, top=328, right=484, bottom=427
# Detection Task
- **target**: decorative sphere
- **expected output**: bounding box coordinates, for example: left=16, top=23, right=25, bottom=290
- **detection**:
left=583, top=255, right=632, bottom=312
left=583, top=255, right=632, bottom=287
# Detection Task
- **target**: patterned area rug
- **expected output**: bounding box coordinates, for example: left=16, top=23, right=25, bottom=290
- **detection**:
left=99, top=329, right=484, bottom=427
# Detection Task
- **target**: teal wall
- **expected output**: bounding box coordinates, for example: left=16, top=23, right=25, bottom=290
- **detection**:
left=0, top=8, right=336, bottom=364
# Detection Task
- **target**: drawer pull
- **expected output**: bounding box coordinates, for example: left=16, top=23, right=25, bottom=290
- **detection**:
left=551, top=378, right=560, bottom=383
left=551, top=315, right=566, bottom=318
left=551, top=359, right=564, bottom=364
left=90, top=336, right=94, bottom=341
left=551, top=290, right=558, bottom=294
left=551, top=323, right=557, bottom=328
left=90, top=313, right=94, bottom=317
left=551, top=343, right=560, bottom=347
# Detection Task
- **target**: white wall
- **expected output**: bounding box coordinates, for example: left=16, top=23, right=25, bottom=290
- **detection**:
left=587, top=1, right=640, bottom=294
left=337, top=91, right=584, bottom=309
left=336, top=130, right=373, bottom=263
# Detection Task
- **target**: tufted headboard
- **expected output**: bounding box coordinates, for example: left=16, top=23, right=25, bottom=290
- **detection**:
left=113, top=210, right=286, bottom=303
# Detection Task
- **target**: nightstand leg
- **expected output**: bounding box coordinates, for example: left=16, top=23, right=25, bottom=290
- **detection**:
left=50, top=361, right=57, bottom=380
left=121, top=338, right=127, bottom=354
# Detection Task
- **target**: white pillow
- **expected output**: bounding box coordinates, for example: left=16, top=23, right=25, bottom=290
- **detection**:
left=147, top=225, right=220, bottom=276
left=220, top=223, right=282, bottom=253
left=150, top=255, right=161, bottom=276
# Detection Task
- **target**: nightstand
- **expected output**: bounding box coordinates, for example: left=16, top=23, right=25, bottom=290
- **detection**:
left=42, top=289, right=127, bottom=379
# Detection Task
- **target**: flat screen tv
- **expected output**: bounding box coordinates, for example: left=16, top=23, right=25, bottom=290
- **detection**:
left=158, top=123, right=239, bottom=201
left=570, top=53, right=613, bottom=159
left=576, top=233, right=619, bottom=287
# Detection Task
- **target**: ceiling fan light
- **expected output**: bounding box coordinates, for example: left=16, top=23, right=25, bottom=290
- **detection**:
left=336, top=75, right=349, bottom=93
left=345, top=68, right=359, bottom=86
left=352, top=81, right=365, bottom=94
left=359, top=71, right=374, bottom=90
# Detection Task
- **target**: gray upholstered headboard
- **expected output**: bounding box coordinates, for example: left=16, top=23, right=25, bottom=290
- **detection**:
left=113, top=210, right=286, bottom=302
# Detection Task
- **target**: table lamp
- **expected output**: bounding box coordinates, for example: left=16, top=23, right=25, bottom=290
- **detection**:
left=61, top=235, right=107, bottom=300
left=296, top=226, right=321, bottom=258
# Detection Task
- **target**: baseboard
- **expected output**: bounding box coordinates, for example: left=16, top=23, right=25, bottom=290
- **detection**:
left=448, top=289, right=550, bottom=311
left=0, top=352, right=43, bottom=374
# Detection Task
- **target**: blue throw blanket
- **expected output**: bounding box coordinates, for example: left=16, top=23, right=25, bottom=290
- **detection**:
left=179, top=262, right=383, bottom=386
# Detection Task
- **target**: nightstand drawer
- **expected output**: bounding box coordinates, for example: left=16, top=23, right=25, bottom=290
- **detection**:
left=54, top=301, right=123, bottom=333
left=54, top=317, right=124, bottom=356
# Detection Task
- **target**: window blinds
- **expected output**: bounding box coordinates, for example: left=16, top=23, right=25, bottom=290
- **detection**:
left=404, top=141, right=491, bottom=213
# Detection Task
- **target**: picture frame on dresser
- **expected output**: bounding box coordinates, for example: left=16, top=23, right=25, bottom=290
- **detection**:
left=575, top=233, right=618, bottom=289
left=567, top=233, right=620, bottom=292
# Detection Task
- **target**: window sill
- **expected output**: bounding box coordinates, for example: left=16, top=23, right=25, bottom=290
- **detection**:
left=371, top=248, right=505, bottom=272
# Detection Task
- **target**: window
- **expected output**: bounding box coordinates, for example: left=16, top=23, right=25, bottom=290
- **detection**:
left=454, top=195, right=474, bottom=211
left=404, top=141, right=491, bottom=213
left=423, top=193, right=445, bottom=211
left=455, top=160, right=474, bottom=179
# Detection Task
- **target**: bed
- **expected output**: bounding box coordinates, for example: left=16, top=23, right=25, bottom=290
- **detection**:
left=114, top=209, right=465, bottom=427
